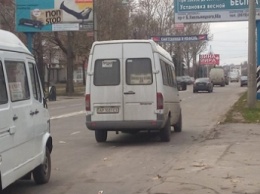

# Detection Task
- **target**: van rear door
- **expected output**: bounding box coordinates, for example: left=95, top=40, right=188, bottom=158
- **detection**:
left=90, top=43, right=123, bottom=122
left=122, top=43, right=157, bottom=121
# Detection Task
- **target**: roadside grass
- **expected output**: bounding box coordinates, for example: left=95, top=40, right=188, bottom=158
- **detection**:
left=224, top=92, right=260, bottom=123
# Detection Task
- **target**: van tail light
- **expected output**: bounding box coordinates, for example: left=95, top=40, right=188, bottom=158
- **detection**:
left=85, top=94, right=91, bottom=111
left=157, top=93, right=163, bottom=110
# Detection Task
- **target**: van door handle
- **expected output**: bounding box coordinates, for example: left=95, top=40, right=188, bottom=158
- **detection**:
left=30, top=111, right=35, bottom=116
left=13, top=115, right=18, bottom=121
left=34, top=109, right=39, bottom=114
left=124, top=91, right=135, bottom=95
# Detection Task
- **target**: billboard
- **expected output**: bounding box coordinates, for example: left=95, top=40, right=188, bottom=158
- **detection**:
left=16, top=0, right=93, bottom=32
left=199, top=54, right=220, bottom=65
left=151, top=34, right=208, bottom=42
left=174, top=0, right=260, bottom=23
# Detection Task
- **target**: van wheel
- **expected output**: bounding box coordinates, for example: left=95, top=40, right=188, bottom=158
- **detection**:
left=160, top=118, right=171, bottom=142
left=33, top=147, right=51, bottom=184
left=174, top=112, right=182, bottom=132
left=95, top=130, right=107, bottom=142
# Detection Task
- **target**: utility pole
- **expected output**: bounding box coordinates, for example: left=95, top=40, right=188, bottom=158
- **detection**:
left=248, top=0, right=257, bottom=108
left=93, top=0, right=98, bottom=41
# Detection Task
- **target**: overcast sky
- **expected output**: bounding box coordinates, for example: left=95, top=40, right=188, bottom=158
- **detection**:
left=205, top=21, right=248, bottom=66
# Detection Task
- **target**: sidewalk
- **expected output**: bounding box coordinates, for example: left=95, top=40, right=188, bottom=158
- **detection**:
left=151, top=123, right=260, bottom=194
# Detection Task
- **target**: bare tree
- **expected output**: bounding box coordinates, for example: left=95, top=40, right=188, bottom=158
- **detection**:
left=181, top=23, right=211, bottom=77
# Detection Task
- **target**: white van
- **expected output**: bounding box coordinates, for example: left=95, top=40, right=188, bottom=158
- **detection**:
left=85, top=40, right=184, bottom=142
left=209, top=67, right=225, bottom=86
left=229, top=71, right=239, bottom=82
left=0, top=30, right=52, bottom=191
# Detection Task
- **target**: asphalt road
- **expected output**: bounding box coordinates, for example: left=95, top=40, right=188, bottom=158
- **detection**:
left=3, top=82, right=247, bottom=194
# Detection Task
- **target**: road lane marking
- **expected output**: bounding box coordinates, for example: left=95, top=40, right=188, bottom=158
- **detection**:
left=71, top=131, right=81, bottom=135
left=50, top=111, right=85, bottom=120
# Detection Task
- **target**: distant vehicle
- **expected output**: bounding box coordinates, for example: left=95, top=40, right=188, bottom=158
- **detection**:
left=182, top=75, right=193, bottom=85
left=176, top=76, right=187, bottom=91
left=229, top=71, right=239, bottom=82
left=240, top=76, right=248, bottom=87
left=86, top=40, right=185, bottom=142
left=224, top=74, right=229, bottom=85
left=209, top=67, right=225, bottom=87
left=193, top=77, right=213, bottom=93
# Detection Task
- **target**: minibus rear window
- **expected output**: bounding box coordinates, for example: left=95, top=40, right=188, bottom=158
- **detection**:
left=0, top=61, right=8, bottom=104
left=94, top=59, right=120, bottom=86
left=126, top=58, right=153, bottom=85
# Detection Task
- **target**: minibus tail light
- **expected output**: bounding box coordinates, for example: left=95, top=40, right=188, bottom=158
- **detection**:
left=157, top=93, right=163, bottom=109
left=85, top=94, right=91, bottom=111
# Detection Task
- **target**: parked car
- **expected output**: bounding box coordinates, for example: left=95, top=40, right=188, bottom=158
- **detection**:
left=240, top=75, right=248, bottom=87
left=182, top=75, right=194, bottom=85
left=177, top=76, right=187, bottom=91
left=193, top=77, right=213, bottom=93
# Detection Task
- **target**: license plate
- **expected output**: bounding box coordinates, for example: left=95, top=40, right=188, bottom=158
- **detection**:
left=97, top=106, right=119, bottom=114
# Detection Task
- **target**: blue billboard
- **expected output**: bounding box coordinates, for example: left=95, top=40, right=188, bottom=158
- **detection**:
left=16, top=0, right=93, bottom=32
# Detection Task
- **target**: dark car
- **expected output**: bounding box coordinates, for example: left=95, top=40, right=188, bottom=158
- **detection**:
left=176, top=76, right=187, bottom=91
left=193, top=77, right=213, bottom=93
left=182, top=75, right=194, bottom=85
left=240, top=76, right=248, bottom=87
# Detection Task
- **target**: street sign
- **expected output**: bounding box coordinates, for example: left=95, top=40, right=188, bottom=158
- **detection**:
left=151, top=34, right=208, bottom=42
left=174, top=0, right=260, bottom=23
left=199, top=54, right=220, bottom=65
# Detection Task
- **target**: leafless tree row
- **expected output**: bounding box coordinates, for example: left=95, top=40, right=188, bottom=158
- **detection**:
left=0, top=0, right=210, bottom=94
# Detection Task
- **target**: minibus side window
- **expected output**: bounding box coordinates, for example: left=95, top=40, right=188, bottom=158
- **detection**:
left=126, top=58, right=152, bottom=85
left=160, top=59, right=176, bottom=88
left=5, top=61, right=30, bottom=102
left=29, top=63, right=42, bottom=102
left=160, top=60, right=168, bottom=86
left=170, top=66, right=177, bottom=88
left=94, top=59, right=120, bottom=86
left=0, top=61, right=8, bottom=104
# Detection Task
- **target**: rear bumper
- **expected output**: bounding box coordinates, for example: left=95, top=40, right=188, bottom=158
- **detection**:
left=86, top=115, right=164, bottom=131
left=194, top=85, right=209, bottom=91
left=240, top=81, right=247, bottom=85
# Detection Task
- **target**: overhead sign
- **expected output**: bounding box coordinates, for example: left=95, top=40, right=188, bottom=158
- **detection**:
left=151, top=34, right=208, bottom=42
left=199, top=54, right=220, bottom=65
left=16, top=0, right=93, bottom=32
left=174, top=0, right=260, bottom=23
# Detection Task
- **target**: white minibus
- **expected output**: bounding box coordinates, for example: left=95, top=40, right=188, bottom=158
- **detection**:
left=85, top=40, right=185, bottom=142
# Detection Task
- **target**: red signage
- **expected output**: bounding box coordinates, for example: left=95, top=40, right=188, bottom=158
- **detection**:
left=199, top=54, right=220, bottom=65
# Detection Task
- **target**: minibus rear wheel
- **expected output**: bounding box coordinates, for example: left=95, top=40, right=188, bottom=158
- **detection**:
left=160, top=118, right=171, bottom=142
left=33, top=147, right=51, bottom=184
left=95, top=130, right=107, bottom=142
